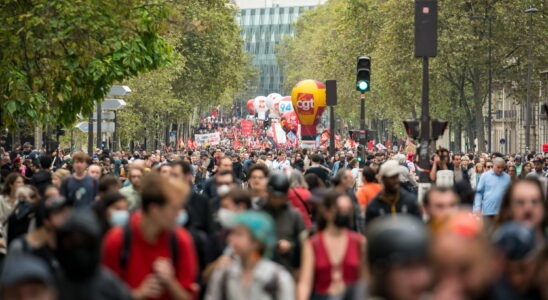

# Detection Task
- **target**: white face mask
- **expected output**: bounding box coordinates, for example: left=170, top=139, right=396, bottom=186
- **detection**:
left=217, top=184, right=230, bottom=197
left=109, top=210, right=130, bottom=227
left=176, top=210, right=189, bottom=226
left=217, top=208, right=236, bottom=228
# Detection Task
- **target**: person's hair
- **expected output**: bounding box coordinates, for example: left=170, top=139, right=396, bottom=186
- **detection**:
left=2, top=173, right=24, bottom=196
left=317, top=189, right=345, bottom=231
left=39, top=155, right=52, bottom=169
left=98, top=175, right=120, bottom=195
left=288, top=170, right=308, bottom=189
left=493, top=157, right=505, bottom=165
left=310, top=154, right=321, bottom=163
left=141, top=174, right=188, bottom=212
left=128, top=165, right=145, bottom=175
left=474, top=163, right=484, bottom=174
left=519, top=162, right=532, bottom=179
left=422, top=186, right=458, bottom=207
left=220, top=188, right=252, bottom=209
left=72, top=152, right=90, bottom=164
left=218, top=156, right=232, bottom=166
left=494, top=178, right=547, bottom=232
left=305, top=173, right=324, bottom=190
left=92, top=192, right=128, bottom=235
left=349, top=159, right=358, bottom=168
left=170, top=160, right=192, bottom=175
left=331, top=169, right=348, bottom=186
left=362, top=167, right=377, bottom=183
left=247, top=164, right=269, bottom=180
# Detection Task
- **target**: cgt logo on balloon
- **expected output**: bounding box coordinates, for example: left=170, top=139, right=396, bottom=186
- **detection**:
left=295, top=93, right=315, bottom=115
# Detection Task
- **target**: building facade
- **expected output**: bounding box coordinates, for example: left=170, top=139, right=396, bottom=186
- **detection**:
left=236, top=1, right=323, bottom=97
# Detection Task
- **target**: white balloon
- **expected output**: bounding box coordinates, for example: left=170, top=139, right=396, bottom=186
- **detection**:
left=266, top=93, right=282, bottom=110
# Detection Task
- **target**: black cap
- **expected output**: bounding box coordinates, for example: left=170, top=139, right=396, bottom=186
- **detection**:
left=366, top=215, right=429, bottom=269
left=267, top=171, right=290, bottom=197
left=0, top=253, right=53, bottom=288
left=492, top=222, right=536, bottom=260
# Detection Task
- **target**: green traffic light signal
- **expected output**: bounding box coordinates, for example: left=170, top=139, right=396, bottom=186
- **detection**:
left=357, top=156, right=363, bottom=162
left=357, top=80, right=369, bottom=92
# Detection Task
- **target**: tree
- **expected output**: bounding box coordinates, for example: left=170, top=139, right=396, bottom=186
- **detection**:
left=0, top=0, right=172, bottom=128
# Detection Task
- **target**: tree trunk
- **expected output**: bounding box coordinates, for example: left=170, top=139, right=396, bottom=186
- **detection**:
left=472, top=72, right=485, bottom=153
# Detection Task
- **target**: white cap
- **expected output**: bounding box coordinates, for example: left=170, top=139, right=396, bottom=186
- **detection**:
left=379, top=160, right=400, bottom=178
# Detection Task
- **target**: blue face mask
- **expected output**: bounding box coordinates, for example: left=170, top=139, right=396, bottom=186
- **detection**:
left=176, top=210, right=188, bottom=226
left=109, top=210, right=129, bottom=227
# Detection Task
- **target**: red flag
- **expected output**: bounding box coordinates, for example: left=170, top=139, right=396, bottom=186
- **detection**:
left=386, top=138, right=391, bottom=149
left=368, top=140, right=374, bottom=151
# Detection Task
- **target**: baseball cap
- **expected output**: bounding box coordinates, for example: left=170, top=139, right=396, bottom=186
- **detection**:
left=379, top=160, right=400, bottom=178
left=0, top=253, right=53, bottom=288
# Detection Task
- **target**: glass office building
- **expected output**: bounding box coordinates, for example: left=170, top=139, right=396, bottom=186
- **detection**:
left=237, top=5, right=315, bottom=97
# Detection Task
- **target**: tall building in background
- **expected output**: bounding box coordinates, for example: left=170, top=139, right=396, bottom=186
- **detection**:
left=235, top=0, right=325, bottom=98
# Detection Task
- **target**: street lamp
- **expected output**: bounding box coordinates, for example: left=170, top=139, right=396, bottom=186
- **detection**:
left=524, top=6, right=538, bottom=153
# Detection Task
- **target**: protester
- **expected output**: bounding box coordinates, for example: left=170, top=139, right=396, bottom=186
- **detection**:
left=422, top=187, right=459, bottom=232
left=355, top=166, right=381, bottom=215
left=297, top=190, right=365, bottom=300
left=119, top=165, right=144, bottom=211
left=56, top=210, right=133, bottom=300
left=0, top=253, right=58, bottom=300
left=474, top=157, right=511, bottom=219
left=366, top=215, right=431, bottom=300
left=494, top=178, right=547, bottom=243
left=247, top=164, right=269, bottom=208
left=260, top=172, right=306, bottom=273
left=469, top=162, right=485, bottom=190
left=87, top=164, right=102, bottom=180
left=205, top=211, right=295, bottom=300
left=31, top=155, right=53, bottom=196
left=92, top=192, right=129, bottom=236
left=9, top=195, right=71, bottom=277
left=519, top=161, right=533, bottom=179
left=102, top=174, right=198, bottom=300
left=287, top=170, right=312, bottom=228
left=304, top=154, right=330, bottom=186
left=60, top=152, right=97, bottom=208
left=51, top=169, right=70, bottom=189
left=365, top=160, right=420, bottom=225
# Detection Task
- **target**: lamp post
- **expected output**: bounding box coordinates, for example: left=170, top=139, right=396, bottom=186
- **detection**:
left=524, top=6, right=538, bottom=153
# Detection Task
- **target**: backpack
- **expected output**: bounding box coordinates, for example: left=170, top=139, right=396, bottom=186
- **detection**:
left=119, top=224, right=180, bottom=275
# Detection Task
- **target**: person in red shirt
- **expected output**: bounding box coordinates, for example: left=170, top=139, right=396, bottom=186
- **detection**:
left=287, top=170, right=312, bottom=228
left=102, top=174, right=197, bottom=300
left=355, top=167, right=382, bottom=215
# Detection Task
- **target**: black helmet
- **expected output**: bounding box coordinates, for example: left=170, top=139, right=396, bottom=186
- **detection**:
left=492, top=222, right=536, bottom=260
left=267, top=171, right=290, bottom=197
left=366, top=214, right=429, bottom=270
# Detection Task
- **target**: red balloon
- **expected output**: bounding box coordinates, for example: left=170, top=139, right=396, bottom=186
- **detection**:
left=246, top=99, right=255, bottom=114
left=281, top=111, right=299, bottom=133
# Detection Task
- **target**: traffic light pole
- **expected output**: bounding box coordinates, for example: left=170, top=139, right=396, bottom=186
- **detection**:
left=360, top=93, right=366, bottom=163
left=418, top=56, right=431, bottom=183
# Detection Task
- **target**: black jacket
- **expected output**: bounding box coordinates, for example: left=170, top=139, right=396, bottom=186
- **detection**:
left=365, top=188, right=421, bottom=226
left=305, top=165, right=330, bottom=185
left=31, top=170, right=52, bottom=196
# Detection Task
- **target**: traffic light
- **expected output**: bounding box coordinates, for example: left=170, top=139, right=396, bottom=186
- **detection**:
left=431, top=119, right=448, bottom=140
left=356, top=145, right=364, bottom=164
left=403, top=119, right=420, bottom=140
left=356, top=56, right=371, bottom=92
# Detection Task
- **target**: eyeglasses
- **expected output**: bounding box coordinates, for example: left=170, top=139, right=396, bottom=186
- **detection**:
left=486, top=165, right=493, bottom=169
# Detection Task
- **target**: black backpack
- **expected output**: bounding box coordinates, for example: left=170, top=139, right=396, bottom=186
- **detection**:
left=119, top=224, right=180, bottom=274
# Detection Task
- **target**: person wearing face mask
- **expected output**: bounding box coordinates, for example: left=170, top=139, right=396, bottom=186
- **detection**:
left=9, top=195, right=72, bottom=278
left=260, top=172, right=306, bottom=273
left=92, top=192, right=129, bottom=237
left=102, top=174, right=198, bottom=300
left=203, top=189, right=252, bottom=283
left=205, top=210, right=295, bottom=300
left=56, top=210, right=132, bottom=300
left=297, top=190, right=366, bottom=300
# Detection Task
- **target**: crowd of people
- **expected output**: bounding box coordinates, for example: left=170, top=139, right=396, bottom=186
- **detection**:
left=0, top=129, right=546, bottom=300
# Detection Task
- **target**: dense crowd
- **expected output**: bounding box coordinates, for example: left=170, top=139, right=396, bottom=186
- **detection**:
left=0, top=134, right=546, bottom=300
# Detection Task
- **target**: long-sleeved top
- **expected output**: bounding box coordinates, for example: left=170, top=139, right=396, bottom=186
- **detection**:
left=473, top=170, right=511, bottom=216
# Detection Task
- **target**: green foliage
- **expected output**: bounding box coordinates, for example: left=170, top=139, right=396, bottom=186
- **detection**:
left=278, top=0, right=546, bottom=151
left=0, top=0, right=172, bottom=128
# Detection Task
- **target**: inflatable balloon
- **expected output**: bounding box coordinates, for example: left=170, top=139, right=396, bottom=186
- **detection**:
left=291, top=80, right=326, bottom=138
left=281, top=111, right=299, bottom=133
left=254, top=96, right=268, bottom=120
left=246, top=99, right=255, bottom=114
left=278, top=96, right=293, bottom=115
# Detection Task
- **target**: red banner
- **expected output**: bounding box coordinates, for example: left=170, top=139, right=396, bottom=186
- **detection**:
left=241, top=120, right=253, bottom=136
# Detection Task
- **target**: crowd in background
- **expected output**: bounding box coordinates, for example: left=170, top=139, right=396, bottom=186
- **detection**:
left=0, top=123, right=546, bottom=300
